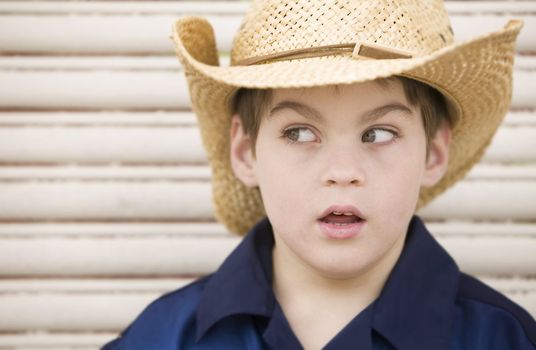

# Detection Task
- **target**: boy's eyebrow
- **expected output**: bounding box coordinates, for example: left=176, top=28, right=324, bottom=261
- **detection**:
left=269, top=101, right=323, bottom=122
left=268, top=101, right=413, bottom=123
left=361, top=103, right=413, bottom=123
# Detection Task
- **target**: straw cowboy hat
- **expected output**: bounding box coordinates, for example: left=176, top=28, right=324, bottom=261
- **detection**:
left=170, top=0, right=523, bottom=234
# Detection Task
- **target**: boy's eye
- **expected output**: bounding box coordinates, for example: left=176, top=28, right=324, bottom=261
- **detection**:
left=362, top=128, right=397, bottom=143
left=282, top=127, right=317, bottom=143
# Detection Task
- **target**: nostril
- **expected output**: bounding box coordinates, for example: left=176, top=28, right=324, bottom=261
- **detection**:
left=324, top=178, right=362, bottom=186
left=322, top=166, right=365, bottom=186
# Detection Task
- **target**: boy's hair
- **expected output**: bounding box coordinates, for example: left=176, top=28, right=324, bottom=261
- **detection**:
left=232, top=77, right=456, bottom=159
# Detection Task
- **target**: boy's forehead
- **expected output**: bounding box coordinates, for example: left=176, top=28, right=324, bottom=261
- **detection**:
left=265, top=78, right=418, bottom=126
left=270, top=78, right=407, bottom=107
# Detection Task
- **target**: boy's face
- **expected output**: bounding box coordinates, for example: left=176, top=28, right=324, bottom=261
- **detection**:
left=231, top=80, right=451, bottom=279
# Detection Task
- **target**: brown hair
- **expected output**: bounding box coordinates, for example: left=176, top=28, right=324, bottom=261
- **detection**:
left=231, top=77, right=456, bottom=159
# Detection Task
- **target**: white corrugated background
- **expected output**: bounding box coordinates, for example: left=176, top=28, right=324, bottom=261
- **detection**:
left=0, top=1, right=534, bottom=349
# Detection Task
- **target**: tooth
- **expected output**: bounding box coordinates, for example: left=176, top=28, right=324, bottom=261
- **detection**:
left=333, top=211, right=343, bottom=215
left=343, top=212, right=353, bottom=216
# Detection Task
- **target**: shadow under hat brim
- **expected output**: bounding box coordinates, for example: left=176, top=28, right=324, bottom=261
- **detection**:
left=171, top=17, right=523, bottom=234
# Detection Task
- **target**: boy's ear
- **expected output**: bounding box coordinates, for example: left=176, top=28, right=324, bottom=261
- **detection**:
left=421, top=122, right=452, bottom=188
left=230, top=115, right=258, bottom=187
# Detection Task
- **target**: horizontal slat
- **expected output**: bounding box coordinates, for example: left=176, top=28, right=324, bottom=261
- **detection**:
left=0, top=163, right=535, bottom=181
left=426, top=221, right=536, bottom=237
left=0, top=220, right=534, bottom=238
left=0, top=276, right=534, bottom=332
left=0, top=111, right=197, bottom=126
left=0, top=333, right=113, bottom=350
left=0, top=293, right=159, bottom=331
left=465, top=164, right=536, bottom=180
left=0, top=276, right=536, bottom=298
left=0, top=14, right=236, bottom=55
left=3, top=1, right=536, bottom=15
left=0, top=236, right=240, bottom=276
left=0, top=110, right=532, bottom=126
left=0, top=1, right=248, bottom=14
left=2, top=1, right=536, bottom=14
left=0, top=66, right=534, bottom=110
left=418, top=180, right=536, bottom=220
left=448, top=15, right=535, bottom=53
left=0, top=70, right=190, bottom=110
left=0, top=120, right=533, bottom=164
left=0, top=2, right=535, bottom=54
left=0, top=222, right=228, bottom=238
left=0, top=219, right=534, bottom=240
left=440, top=237, right=536, bottom=275
left=0, top=126, right=207, bottom=164
left=0, top=166, right=212, bottom=180
left=0, top=276, right=533, bottom=294
left=0, top=235, right=534, bottom=276
left=482, top=125, right=536, bottom=163
left=0, top=180, right=534, bottom=221
left=0, top=278, right=193, bottom=293
left=0, top=54, right=534, bottom=72
left=0, top=164, right=534, bottom=181
left=0, top=56, right=182, bottom=70
left=0, top=182, right=214, bottom=220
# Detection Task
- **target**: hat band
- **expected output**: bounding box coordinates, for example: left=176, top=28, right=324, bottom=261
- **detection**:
left=234, top=41, right=413, bottom=66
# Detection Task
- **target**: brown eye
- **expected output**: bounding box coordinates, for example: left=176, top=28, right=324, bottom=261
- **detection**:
left=283, top=127, right=317, bottom=143
left=362, top=128, right=397, bottom=143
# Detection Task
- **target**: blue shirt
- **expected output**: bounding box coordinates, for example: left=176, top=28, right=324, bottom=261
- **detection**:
left=103, top=216, right=536, bottom=349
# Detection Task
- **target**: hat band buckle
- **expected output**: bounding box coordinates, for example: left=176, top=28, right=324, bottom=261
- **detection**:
left=234, top=41, right=413, bottom=66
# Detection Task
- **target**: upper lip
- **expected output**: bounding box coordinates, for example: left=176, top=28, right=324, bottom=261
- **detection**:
left=319, top=205, right=365, bottom=220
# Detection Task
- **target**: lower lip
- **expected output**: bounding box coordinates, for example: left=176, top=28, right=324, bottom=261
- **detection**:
left=317, top=220, right=366, bottom=239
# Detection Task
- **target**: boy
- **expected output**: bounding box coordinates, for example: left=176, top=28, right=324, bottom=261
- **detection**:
left=103, top=0, right=536, bottom=349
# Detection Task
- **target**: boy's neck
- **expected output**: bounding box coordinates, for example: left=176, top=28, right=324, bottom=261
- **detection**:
left=271, top=231, right=407, bottom=349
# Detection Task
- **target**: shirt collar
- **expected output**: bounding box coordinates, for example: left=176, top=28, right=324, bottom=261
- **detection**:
left=196, top=218, right=275, bottom=341
left=196, top=216, right=460, bottom=349
left=372, top=216, right=460, bottom=349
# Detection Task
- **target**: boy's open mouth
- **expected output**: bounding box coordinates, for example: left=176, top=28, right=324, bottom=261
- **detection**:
left=320, top=211, right=364, bottom=225
left=318, top=206, right=366, bottom=239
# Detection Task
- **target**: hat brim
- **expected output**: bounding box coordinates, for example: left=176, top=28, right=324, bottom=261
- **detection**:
left=171, top=17, right=523, bottom=234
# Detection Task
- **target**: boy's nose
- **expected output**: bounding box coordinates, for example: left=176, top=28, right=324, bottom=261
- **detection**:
left=321, top=150, right=366, bottom=187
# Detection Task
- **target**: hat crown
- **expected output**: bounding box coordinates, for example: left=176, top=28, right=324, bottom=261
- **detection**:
left=231, top=0, right=454, bottom=64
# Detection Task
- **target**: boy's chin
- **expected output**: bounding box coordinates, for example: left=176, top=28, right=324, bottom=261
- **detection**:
left=307, top=259, right=375, bottom=281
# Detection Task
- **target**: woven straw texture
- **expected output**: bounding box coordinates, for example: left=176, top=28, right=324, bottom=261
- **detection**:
left=170, top=0, right=523, bottom=235
left=232, top=0, right=453, bottom=63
